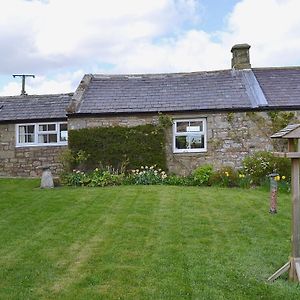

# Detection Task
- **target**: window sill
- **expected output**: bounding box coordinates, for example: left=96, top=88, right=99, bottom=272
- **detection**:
left=173, top=149, right=207, bottom=154
left=15, top=143, right=68, bottom=148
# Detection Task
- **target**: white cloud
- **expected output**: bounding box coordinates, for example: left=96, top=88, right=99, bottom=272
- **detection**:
left=1, top=0, right=300, bottom=95
left=110, top=30, right=227, bottom=73
left=222, top=0, right=300, bottom=66
left=0, top=0, right=203, bottom=94
left=0, top=70, right=83, bottom=96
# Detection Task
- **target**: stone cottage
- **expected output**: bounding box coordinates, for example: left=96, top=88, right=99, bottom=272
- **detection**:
left=67, top=44, right=300, bottom=175
left=0, top=93, right=72, bottom=177
left=1, top=44, right=300, bottom=177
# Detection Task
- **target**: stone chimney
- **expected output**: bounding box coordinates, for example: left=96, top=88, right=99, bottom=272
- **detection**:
left=231, top=43, right=251, bottom=69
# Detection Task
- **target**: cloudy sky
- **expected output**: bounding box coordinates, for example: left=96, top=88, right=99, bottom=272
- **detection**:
left=1, top=0, right=300, bottom=96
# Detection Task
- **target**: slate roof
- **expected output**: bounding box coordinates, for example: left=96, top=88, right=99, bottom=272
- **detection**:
left=2, top=66, right=300, bottom=122
left=0, top=93, right=72, bottom=123
left=252, top=67, right=300, bottom=108
left=70, top=67, right=300, bottom=115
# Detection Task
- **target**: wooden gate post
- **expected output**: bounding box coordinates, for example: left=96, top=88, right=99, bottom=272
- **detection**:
left=267, top=125, right=300, bottom=282
left=289, top=139, right=300, bottom=281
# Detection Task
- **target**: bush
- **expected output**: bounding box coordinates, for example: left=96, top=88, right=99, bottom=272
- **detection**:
left=242, top=151, right=291, bottom=185
left=210, top=166, right=238, bottom=187
left=68, top=124, right=166, bottom=172
left=62, top=167, right=124, bottom=187
left=62, top=170, right=88, bottom=186
left=126, top=165, right=167, bottom=185
left=87, top=169, right=124, bottom=187
left=164, top=175, right=195, bottom=186
left=192, top=164, right=213, bottom=186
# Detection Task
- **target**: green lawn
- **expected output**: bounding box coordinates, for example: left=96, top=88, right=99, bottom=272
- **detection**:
left=0, top=179, right=299, bottom=299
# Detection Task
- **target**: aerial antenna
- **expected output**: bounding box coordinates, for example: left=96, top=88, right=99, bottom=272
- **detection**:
left=12, top=74, right=35, bottom=96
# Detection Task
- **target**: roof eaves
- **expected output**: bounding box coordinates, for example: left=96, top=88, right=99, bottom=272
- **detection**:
left=0, top=117, right=67, bottom=124
left=271, top=124, right=300, bottom=138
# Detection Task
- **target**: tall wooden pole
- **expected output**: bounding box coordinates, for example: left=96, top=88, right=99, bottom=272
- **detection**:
left=289, top=139, right=300, bottom=281
left=268, top=126, right=300, bottom=283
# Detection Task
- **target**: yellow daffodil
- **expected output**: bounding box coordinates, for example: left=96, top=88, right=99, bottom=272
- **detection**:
left=274, top=175, right=280, bottom=181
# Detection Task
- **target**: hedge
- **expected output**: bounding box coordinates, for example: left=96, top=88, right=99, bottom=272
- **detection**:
left=68, top=124, right=167, bottom=171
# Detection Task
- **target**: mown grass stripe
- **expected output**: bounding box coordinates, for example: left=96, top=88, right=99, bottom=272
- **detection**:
left=0, top=179, right=298, bottom=299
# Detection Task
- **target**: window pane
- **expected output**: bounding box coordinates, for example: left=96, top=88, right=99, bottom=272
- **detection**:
left=189, top=121, right=203, bottom=131
left=27, top=125, right=35, bottom=133
left=60, top=123, right=67, bottom=131
left=175, top=136, right=188, bottom=149
left=38, top=134, right=58, bottom=143
left=19, top=125, right=35, bottom=144
left=190, top=135, right=204, bottom=149
left=27, top=134, right=35, bottom=143
left=19, top=126, right=26, bottom=143
left=48, top=124, right=56, bottom=131
left=49, top=134, right=57, bottom=143
left=19, top=135, right=25, bottom=144
left=39, top=124, right=56, bottom=131
left=60, top=131, right=68, bottom=142
left=39, top=124, right=47, bottom=131
left=176, top=122, right=189, bottom=133
left=60, top=124, right=68, bottom=142
left=38, top=134, right=47, bottom=143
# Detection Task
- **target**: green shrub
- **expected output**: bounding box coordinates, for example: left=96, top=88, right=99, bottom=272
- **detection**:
left=126, top=165, right=167, bottom=185
left=62, top=170, right=87, bottom=186
left=192, top=164, right=213, bottom=186
left=164, top=175, right=195, bottom=186
left=68, top=124, right=166, bottom=172
left=87, top=169, right=124, bottom=187
left=62, top=167, right=124, bottom=187
left=59, top=149, right=90, bottom=173
left=210, top=166, right=238, bottom=187
left=242, top=151, right=291, bottom=185
left=236, top=173, right=252, bottom=189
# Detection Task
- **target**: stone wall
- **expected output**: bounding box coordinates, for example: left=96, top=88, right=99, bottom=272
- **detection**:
left=0, top=123, right=67, bottom=177
left=69, top=111, right=299, bottom=176
left=2, top=110, right=298, bottom=177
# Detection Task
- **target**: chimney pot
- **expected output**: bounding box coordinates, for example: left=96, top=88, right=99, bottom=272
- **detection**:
left=231, top=43, right=251, bottom=69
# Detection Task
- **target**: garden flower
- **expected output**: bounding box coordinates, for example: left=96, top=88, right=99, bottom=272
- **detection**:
left=225, top=171, right=229, bottom=177
left=282, top=175, right=286, bottom=180
left=239, top=174, right=245, bottom=178
left=145, top=166, right=148, bottom=169
left=141, top=166, right=144, bottom=169
left=150, top=166, right=154, bottom=170
left=275, top=175, right=280, bottom=181
left=95, top=168, right=99, bottom=172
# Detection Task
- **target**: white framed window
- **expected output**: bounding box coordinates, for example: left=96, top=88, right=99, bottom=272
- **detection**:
left=16, top=122, right=68, bottom=147
left=173, top=118, right=207, bottom=153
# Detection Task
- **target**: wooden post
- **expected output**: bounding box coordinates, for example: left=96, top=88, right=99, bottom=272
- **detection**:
left=290, top=157, right=300, bottom=280
left=289, top=139, right=300, bottom=281
left=268, top=125, right=300, bottom=282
